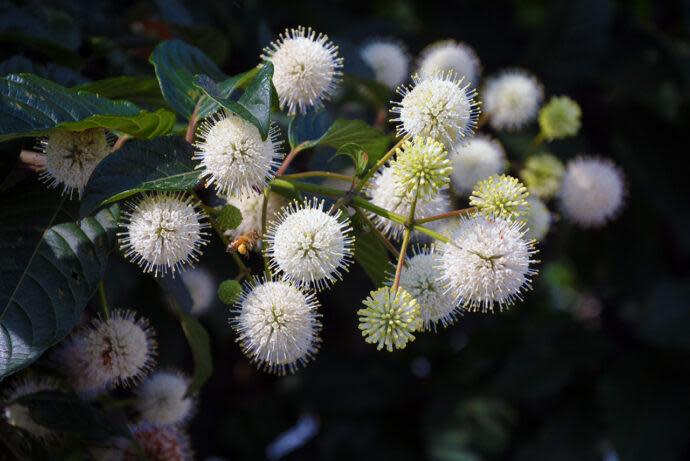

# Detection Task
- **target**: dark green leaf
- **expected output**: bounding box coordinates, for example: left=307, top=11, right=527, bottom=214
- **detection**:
left=80, top=137, right=198, bottom=217
left=149, top=40, right=227, bottom=119
left=20, top=391, right=130, bottom=441
left=74, top=76, right=168, bottom=108
left=351, top=212, right=390, bottom=286
left=0, top=182, right=119, bottom=380
left=334, top=143, right=369, bottom=177
left=289, top=117, right=391, bottom=166
left=288, top=111, right=333, bottom=149
left=172, top=302, right=213, bottom=396
left=0, top=73, right=175, bottom=141
left=194, top=66, right=276, bottom=140
left=197, top=67, right=260, bottom=119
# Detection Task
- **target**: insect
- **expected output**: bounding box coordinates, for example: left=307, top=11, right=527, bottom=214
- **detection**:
left=228, top=231, right=261, bottom=255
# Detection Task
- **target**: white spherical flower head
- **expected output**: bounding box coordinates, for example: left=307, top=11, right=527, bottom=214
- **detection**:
left=119, top=193, right=210, bottom=277
left=394, top=247, right=461, bottom=330
left=224, top=190, right=286, bottom=242
left=450, top=135, right=506, bottom=194
left=484, top=69, right=544, bottom=131
left=54, top=334, right=111, bottom=397
left=358, top=286, right=421, bottom=352
left=439, top=215, right=538, bottom=312
left=560, top=156, right=625, bottom=227
left=180, top=267, right=216, bottom=315
left=262, top=26, right=343, bottom=114
left=391, top=137, right=452, bottom=199
left=391, top=71, right=481, bottom=146
left=194, top=110, right=282, bottom=195
left=231, top=278, right=322, bottom=374
left=417, top=40, right=481, bottom=84
left=39, top=128, right=111, bottom=198
left=3, top=377, right=59, bottom=441
left=523, top=196, right=551, bottom=241
left=368, top=165, right=451, bottom=240
left=126, top=423, right=192, bottom=461
left=136, top=371, right=194, bottom=426
left=81, top=309, right=157, bottom=387
left=266, top=198, right=354, bottom=290
left=360, top=39, right=410, bottom=89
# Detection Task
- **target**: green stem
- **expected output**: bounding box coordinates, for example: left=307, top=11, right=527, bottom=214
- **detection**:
left=269, top=178, right=450, bottom=243
left=261, top=187, right=272, bottom=277
left=279, top=171, right=353, bottom=182
left=532, top=131, right=545, bottom=148
left=98, top=281, right=109, bottom=318
left=392, top=181, right=420, bottom=291
left=415, top=207, right=476, bottom=224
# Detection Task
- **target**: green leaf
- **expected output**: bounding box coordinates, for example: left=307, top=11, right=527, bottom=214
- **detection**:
left=172, top=303, right=213, bottom=396
left=334, top=143, right=369, bottom=177
left=80, top=137, right=198, bottom=217
left=20, top=391, right=130, bottom=441
left=194, top=65, right=276, bottom=140
left=289, top=117, right=391, bottom=166
left=74, top=76, right=168, bottom=108
left=0, top=182, right=119, bottom=380
left=0, top=73, right=175, bottom=141
left=197, top=67, right=260, bottom=119
left=351, top=212, right=390, bottom=286
left=288, top=111, right=333, bottom=150
left=149, top=40, right=227, bottom=119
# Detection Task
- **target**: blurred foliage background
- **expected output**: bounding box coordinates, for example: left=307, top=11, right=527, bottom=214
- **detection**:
left=2, top=0, right=690, bottom=460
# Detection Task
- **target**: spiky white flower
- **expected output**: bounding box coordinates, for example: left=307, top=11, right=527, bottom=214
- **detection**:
left=391, top=136, right=451, bottom=199
left=80, top=310, right=157, bottom=388
left=54, top=334, right=111, bottom=397
left=262, top=26, right=343, bottom=114
left=484, top=70, right=543, bottom=131
left=231, top=278, right=321, bottom=374
left=367, top=165, right=450, bottom=240
left=391, top=71, right=480, bottom=146
left=393, top=247, right=461, bottom=330
left=470, top=175, right=530, bottom=220
left=180, top=267, right=216, bottom=315
left=450, top=135, right=506, bottom=194
left=417, top=40, right=481, bottom=84
left=3, top=377, right=59, bottom=440
left=39, top=128, right=111, bottom=198
left=119, top=193, right=209, bottom=277
left=560, top=156, right=625, bottom=227
left=223, top=190, right=286, bottom=243
left=439, top=215, right=538, bottom=312
left=360, top=39, right=410, bottom=89
left=266, top=198, right=354, bottom=290
left=194, top=110, right=282, bottom=195
left=358, top=286, right=421, bottom=351
left=523, top=196, right=551, bottom=241
left=136, top=371, right=194, bottom=426
left=125, top=423, right=192, bottom=461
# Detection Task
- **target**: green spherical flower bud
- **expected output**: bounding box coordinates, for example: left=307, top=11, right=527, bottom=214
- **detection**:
left=520, top=153, right=565, bottom=199
left=470, top=174, right=530, bottom=220
left=391, top=137, right=452, bottom=199
left=217, top=204, right=243, bottom=230
left=218, top=279, right=242, bottom=305
left=538, top=96, right=581, bottom=141
left=358, top=286, right=421, bottom=352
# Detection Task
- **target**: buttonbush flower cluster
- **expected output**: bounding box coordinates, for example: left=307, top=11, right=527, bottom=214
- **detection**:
left=0, top=22, right=627, bottom=454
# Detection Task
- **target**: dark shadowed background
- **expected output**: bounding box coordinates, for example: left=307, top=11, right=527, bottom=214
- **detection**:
left=2, top=0, right=690, bottom=460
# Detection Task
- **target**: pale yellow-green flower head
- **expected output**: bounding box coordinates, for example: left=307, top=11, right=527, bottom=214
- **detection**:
left=520, top=153, right=565, bottom=199
left=391, top=136, right=452, bottom=199
left=538, top=96, right=581, bottom=141
left=470, top=175, right=530, bottom=220
left=358, top=286, right=422, bottom=352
